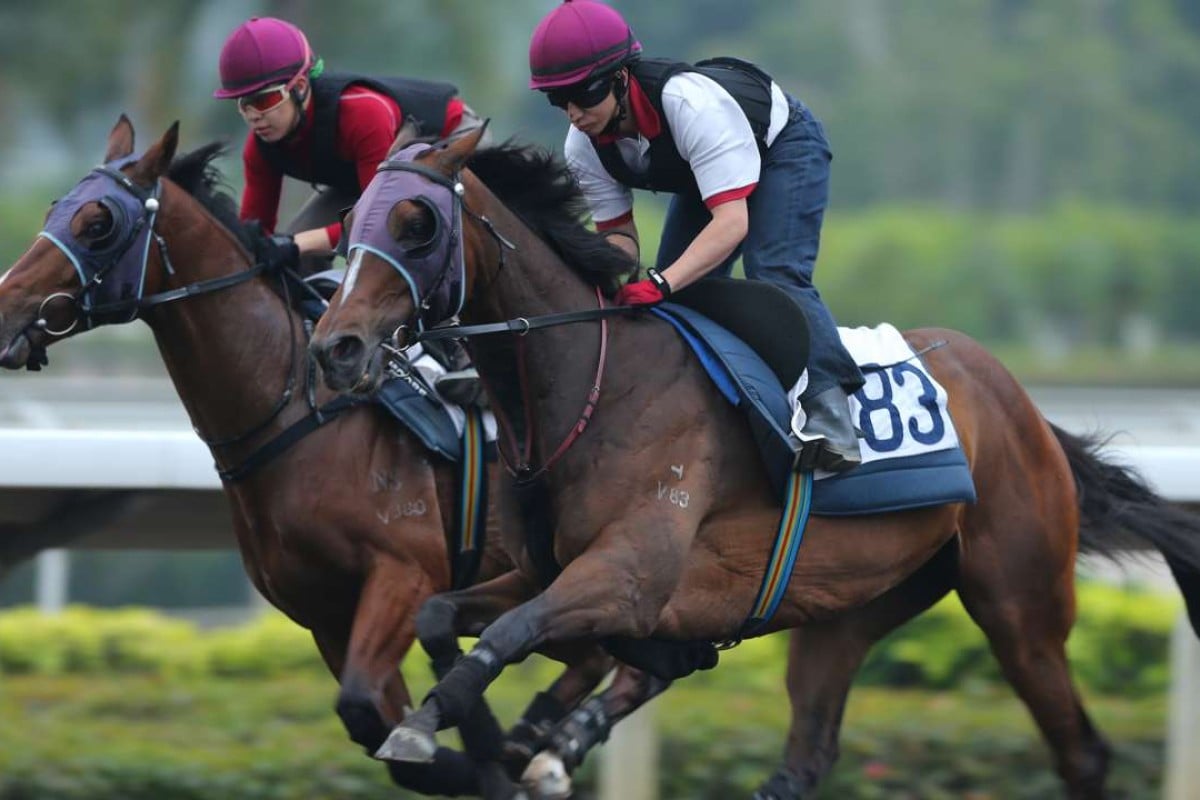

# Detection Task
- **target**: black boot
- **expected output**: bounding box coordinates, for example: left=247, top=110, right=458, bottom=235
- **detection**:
left=426, top=339, right=487, bottom=408
left=793, top=386, right=861, bottom=473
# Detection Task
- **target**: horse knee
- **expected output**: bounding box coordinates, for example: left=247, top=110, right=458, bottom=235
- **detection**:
left=335, top=684, right=389, bottom=752
left=416, top=595, right=460, bottom=659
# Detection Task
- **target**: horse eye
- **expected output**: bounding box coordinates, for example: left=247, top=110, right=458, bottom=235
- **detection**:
left=399, top=201, right=440, bottom=255
left=82, top=209, right=117, bottom=249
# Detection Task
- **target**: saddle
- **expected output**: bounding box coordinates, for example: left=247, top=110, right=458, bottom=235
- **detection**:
left=670, top=277, right=809, bottom=389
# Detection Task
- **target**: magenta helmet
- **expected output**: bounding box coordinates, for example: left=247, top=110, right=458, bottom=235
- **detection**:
left=214, top=17, right=314, bottom=99
left=529, top=1, right=641, bottom=90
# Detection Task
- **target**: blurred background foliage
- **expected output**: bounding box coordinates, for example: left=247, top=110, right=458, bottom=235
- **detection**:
left=0, top=582, right=1180, bottom=798
left=0, top=0, right=1198, bottom=380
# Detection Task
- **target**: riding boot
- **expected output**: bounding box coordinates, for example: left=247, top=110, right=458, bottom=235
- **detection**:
left=427, top=339, right=487, bottom=408
left=792, top=386, right=862, bottom=473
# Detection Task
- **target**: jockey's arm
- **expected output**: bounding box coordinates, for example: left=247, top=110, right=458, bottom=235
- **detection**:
left=294, top=227, right=335, bottom=255
left=657, top=197, right=748, bottom=292
left=601, top=219, right=641, bottom=261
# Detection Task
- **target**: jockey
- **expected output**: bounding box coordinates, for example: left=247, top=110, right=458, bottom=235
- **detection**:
left=214, top=16, right=487, bottom=271
left=215, top=16, right=484, bottom=404
left=528, top=0, right=864, bottom=472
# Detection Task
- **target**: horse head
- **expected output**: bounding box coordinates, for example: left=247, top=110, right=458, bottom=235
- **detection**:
left=0, top=115, right=181, bottom=369
left=310, top=125, right=496, bottom=394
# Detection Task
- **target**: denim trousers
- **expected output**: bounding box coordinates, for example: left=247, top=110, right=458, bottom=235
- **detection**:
left=655, top=98, right=863, bottom=397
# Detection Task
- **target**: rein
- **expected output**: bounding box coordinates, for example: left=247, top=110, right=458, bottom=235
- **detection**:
left=371, top=155, right=639, bottom=482
left=31, top=162, right=338, bottom=474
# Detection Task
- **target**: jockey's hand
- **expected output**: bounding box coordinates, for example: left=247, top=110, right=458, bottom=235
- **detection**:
left=614, top=279, right=665, bottom=307
left=260, top=233, right=300, bottom=272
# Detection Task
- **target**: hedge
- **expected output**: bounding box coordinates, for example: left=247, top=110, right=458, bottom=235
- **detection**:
left=0, top=581, right=1179, bottom=695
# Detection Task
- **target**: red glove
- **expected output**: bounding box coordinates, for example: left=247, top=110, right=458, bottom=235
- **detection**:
left=614, top=279, right=665, bottom=307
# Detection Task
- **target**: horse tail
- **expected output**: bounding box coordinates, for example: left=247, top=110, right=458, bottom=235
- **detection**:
left=1051, top=423, right=1200, bottom=637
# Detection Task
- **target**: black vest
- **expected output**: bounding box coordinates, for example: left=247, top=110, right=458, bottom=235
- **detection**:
left=257, top=70, right=458, bottom=193
left=592, top=57, right=775, bottom=195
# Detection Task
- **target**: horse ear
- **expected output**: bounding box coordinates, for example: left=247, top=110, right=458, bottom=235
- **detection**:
left=386, top=118, right=422, bottom=159
left=434, top=120, right=489, bottom=175
left=105, top=114, right=136, bottom=163
left=130, top=122, right=180, bottom=185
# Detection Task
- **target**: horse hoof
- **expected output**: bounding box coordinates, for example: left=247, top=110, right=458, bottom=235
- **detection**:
left=373, top=724, right=438, bottom=763
left=522, top=752, right=572, bottom=799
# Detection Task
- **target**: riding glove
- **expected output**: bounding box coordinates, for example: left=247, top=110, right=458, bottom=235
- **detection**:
left=614, top=279, right=665, bottom=307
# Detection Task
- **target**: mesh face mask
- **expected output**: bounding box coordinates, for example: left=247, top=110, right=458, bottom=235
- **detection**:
left=37, top=152, right=163, bottom=326
left=345, top=143, right=465, bottom=332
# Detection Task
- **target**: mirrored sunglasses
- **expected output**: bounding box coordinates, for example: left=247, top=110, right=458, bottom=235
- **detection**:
left=237, top=85, right=291, bottom=116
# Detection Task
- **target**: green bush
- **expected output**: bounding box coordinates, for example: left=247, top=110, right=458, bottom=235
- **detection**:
left=0, top=581, right=1181, bottom=695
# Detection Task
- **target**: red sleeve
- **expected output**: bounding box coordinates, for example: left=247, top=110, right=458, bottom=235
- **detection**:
left=334, top=86, right=402, bottom=191
left=596, top=211, right=634, bottom=230
left=704, top=184, right=756, bottom=210
left=323, top=221, right=343, bottom=249
left=239, top=131, right=283, bottom=234
left=440, top=97, right=466, bottom=138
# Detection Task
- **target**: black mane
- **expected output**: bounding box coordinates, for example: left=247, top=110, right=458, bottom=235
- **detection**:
left=166, top=142, right=258, bottom=252
left=466, top=141, right=639, bottom=294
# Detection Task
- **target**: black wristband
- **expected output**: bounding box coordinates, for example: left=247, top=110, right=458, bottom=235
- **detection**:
left=646, top=267, right=672, bottom=298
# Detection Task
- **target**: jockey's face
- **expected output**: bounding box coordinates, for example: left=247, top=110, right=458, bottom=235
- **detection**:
left=238, top=77, right=308, bottom=143
left=564, top=90, right=619, bottom=138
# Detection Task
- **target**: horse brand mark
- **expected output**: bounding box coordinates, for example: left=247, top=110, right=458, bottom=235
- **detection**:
left=370, top=470, right=404, bottom=493
left=376, top=498, right=428, bottom=524
left=671, top=464, right=684, bottom=480
left=656, top=481, right=690, bottom=509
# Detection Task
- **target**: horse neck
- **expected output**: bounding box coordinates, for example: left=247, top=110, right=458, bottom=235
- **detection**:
left=461, top=196, right=614, bottom=466
left=147, top=183, right=305, bottom=462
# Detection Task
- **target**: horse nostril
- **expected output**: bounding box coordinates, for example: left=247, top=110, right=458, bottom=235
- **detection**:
left=330, top=334, right=365, bottom=366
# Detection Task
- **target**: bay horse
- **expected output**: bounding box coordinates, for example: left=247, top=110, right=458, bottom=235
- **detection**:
left=309, top=128, right=1200, bottom=799
left=0, top=116, right=632, bottom=798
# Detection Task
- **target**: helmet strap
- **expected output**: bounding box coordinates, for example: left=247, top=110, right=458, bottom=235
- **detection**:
left=600, top=70, right=629, bottom=138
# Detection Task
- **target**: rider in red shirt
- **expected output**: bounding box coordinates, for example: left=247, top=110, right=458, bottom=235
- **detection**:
left=215, top=17, right=486, bottom=266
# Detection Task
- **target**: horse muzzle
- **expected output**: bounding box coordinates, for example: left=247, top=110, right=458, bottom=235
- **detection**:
left=311, top=331, right=385, bottom=395
left=0, top=331, right=33, bottom=370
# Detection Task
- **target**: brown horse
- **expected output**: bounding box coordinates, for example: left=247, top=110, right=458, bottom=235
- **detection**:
left=0, top=116, right=630, bottom=798
left=309, top=129, right=1200, bottom=799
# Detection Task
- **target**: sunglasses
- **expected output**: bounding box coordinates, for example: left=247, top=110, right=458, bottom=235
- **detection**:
left=237, top=84, right=292, bottom=117
left=545, top=76, right=614, bottom=110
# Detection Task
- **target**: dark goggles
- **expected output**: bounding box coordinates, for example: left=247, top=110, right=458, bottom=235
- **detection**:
left=545, top=75, right=615, bottom=110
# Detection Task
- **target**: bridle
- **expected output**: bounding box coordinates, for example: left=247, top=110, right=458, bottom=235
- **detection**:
left=27, top=157, right=307, bottom=453
left=357, top=152, right=635, bottom=482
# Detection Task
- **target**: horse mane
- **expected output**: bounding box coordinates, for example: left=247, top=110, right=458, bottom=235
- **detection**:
left=466, top=141, right=639, bottom=294
left=166, top=142, right=259, bottom=253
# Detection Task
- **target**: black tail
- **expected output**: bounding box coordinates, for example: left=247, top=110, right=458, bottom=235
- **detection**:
left=1052, top=423, right=1200, bottom=637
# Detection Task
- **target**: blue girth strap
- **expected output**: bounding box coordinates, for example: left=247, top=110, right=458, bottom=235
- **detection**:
left=723, top=469, right=815, bottom=645
left=451, top=407, right=488, bottom=590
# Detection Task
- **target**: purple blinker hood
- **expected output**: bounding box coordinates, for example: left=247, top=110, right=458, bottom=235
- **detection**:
left=37, top=152, right=162, bottom=327
left=345, top=143, right=465, bottom=332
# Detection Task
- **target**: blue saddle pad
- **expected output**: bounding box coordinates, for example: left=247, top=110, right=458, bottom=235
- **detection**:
left=374, top=373, right=461, bottom=462
left=652, top=304, right=976, bottom=516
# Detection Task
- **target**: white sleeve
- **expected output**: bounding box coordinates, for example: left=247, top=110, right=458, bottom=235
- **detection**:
left=660, top=72, right=761, bottom=203
left=563, top=126, right=634, bottom=225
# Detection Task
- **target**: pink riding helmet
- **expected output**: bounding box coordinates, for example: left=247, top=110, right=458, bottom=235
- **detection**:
left=214, top=17, right=314, bottom=99
left=528, top=0, right=642, bottom=90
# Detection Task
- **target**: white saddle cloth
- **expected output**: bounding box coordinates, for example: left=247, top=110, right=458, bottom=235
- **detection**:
left=788, top=323, right=961, bottom=469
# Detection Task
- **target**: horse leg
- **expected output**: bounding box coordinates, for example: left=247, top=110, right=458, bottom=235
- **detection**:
left=501, top=644, right=615, bottom=777
left=520, top=664, right=668, bottom=800
left=957, top=503, right=1111, bottom=798
left=315, top=563, right=484, bottom=797
left=415, top=570, right=617, bottom=776
left=754, top=540, right=959, bottom=799
left=383, top=531, right=688, bottom=764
